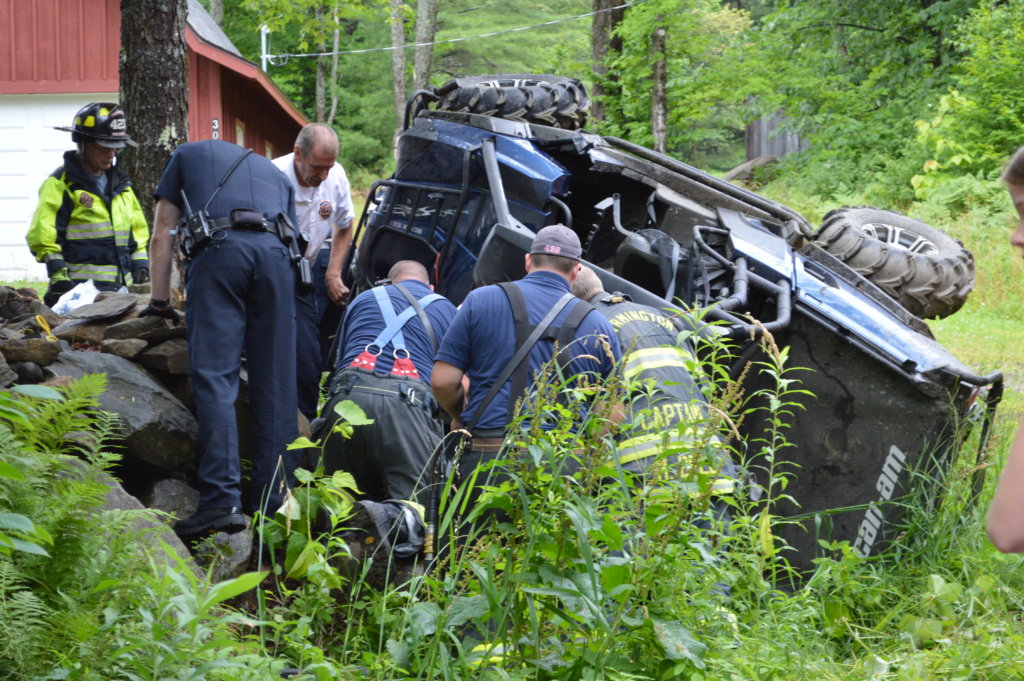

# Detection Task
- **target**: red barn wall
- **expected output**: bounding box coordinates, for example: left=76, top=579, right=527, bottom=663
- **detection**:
left=0, top=0, right=121, bottom=94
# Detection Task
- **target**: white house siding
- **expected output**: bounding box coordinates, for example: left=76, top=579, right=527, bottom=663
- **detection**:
left=0, top=94, right=116, bottom=282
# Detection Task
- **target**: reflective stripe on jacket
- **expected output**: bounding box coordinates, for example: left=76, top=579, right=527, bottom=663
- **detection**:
left=26, top=150, right=149, bottom=289
left=593, top=293, right=735, bottom=494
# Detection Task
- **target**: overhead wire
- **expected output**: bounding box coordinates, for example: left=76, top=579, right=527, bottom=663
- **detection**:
left=265, top=0, right=650, bottom=61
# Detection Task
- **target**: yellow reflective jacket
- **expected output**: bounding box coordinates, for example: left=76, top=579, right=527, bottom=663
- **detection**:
left=27, top=150, right=149, bottom=289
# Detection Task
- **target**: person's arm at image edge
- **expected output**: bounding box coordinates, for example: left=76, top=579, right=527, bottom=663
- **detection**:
left=987, top=419, right=1024, bottom=553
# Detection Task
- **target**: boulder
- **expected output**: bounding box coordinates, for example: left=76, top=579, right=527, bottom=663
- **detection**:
left=192, top=520, right=254, bottom=583
left=0, top=338, right=62, bottom=366
left=104, top=314, right=169, bottom=341
left=100, top=338, right=149, bottom=361
left=0, top=353, right=18, bottom=388
left=138, top=322, right=187, bottom=344
left=62, top=294, right=138, bottom=322
left=138, top=339, right=190, bottom=375
left=10, top=361, right=44, bottom=384
left=52, top=320, right=106, bottom=345
left=95, top=468, right=199, bottom=575
left=46, top=350, right=198, bottom=473
left=142, top=478, right=200, bottom=522
left=0, top=287, right=58, bottom=327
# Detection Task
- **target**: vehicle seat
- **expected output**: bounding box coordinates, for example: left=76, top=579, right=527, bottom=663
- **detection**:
left=356, top=227, right=438, bottom=286
left=613, top=229, right=682, bottom=301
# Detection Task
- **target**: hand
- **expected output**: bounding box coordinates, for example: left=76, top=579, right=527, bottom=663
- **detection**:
left=45, top=258, right=67, bottom=277
left=44, top=269, right=74, bottom=307
left=132, top=267, right=150, bottom=285
left=139, top=299, right=181, bottom=326
left=326, top=271, right=349, bottom=305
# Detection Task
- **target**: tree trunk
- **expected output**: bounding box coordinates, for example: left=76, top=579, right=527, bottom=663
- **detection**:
left=391, top=0, right=407, bottom=134
left=412, top=0, right=438, bottom=92
left=651, top=23, right=667, bottom=154
left=327, top=11, right=340, bottom=125
left=208, top=0, right=223, bottom=25
left=591, top=0, right=626, bottom=123
left=315, top=4, right=328, bottom=122
left=119, top=0, right=189, bottom=225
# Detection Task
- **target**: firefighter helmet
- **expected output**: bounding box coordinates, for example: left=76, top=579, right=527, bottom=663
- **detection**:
left=55, top=102, right=137, bottom=149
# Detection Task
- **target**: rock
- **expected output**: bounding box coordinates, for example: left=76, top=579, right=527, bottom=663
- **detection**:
left=10, top=361, right=44, bottom=384
left=192, top=519, right=254, bottom=582
left=52, top=319, right=106, bottom=345
left=47, top=350, right=198, bottom=473
left=0, top=353, right=17, bottom=388
left=100, top=338, right=149, bottom=360
left=0, top=338, right=62, bottom=366
left=63, top=460, right=200, bottom=577
left=142, top=478, right=199, bottom=521
left=104, top=315, right=169, bottom=341
left=15, top=287, right=40, bottom=301
left=138, top=339, right=190, bottom=375
left=62, top=293, right=138, bottom=321
left=138, top=322, right=187, bottom=344
left=0, top=287, right=58, bottom=326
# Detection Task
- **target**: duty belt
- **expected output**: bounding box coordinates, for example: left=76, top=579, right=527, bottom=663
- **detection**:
left=209, top=216, right=275, bottom=233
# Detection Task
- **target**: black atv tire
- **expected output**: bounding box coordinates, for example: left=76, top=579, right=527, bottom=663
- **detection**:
left=813, top=206, right=974, bottom=319
left=435, top=74, right=590, bottom=130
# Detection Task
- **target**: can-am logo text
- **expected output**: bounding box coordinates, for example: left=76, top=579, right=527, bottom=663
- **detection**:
left=853, top=444, right=906, bottom=557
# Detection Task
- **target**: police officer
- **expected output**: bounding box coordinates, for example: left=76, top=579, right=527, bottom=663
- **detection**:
left=432, top=225, right=622, bottom=492
left=145, top=139, right=300, bottom=538
left=28, top=102, right=150, bottom=306
left=571, top=265, right=735, bottom=492
left=315, top=260, right=457, bottom=557
left=272, top=123, right=355, bottom=419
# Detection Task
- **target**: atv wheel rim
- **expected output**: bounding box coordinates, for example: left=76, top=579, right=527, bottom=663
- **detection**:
left=860, top=222, right=939, bottom=255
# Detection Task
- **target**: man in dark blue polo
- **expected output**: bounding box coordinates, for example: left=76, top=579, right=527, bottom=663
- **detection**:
left=432, top=224, right=621, bottom=493
left=319, top=260, right=457, bottom=503
left=145, top=139, right=300, bottom=539
left=315, top=259, right=457, bottom=558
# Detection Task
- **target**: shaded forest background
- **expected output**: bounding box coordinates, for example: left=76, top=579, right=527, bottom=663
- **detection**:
left=203, top=0, right=1024, bottom=221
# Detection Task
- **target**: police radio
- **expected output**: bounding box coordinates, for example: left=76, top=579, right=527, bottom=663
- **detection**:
left=178, top=190, right=212, bottom=258
left=275, top=212, right=313, bottom=293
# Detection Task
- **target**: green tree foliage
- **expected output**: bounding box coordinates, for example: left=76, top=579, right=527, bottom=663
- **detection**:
left=597, top=0, right=752, bottom=165
left=743, top=0, right=981, bottom=205
left=912, top=3, right=1024, bottom=211
left=214, top=0, right=596, bottom=170
left=431, top=0, right=591, bottom=81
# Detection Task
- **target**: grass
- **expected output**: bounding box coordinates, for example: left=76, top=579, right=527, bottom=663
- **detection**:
left=3, top=177, right=1023, bottom=679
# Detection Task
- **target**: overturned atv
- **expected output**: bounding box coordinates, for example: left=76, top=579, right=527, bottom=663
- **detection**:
left=342, top=74, right=1001, bottom=572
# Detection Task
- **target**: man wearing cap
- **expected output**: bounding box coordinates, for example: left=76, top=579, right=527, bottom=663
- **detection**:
left=432, top=224, right=622, bottom=501
left=27, top=102, right=150, bottom=307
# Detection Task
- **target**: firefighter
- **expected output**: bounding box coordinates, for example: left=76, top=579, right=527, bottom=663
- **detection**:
left=27, top=102, right=150, bottom=306
left=314, top=260, right=457, bottom=558
left=432, top=225, right=621, bottom=506
left=570, top=265, right=736, bottom=493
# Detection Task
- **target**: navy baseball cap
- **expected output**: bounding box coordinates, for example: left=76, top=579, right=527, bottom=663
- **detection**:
left=530, top=224, right=582, bottom=261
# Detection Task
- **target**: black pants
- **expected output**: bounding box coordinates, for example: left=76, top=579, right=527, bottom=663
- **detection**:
left=318, top=368, right=442, bottom=504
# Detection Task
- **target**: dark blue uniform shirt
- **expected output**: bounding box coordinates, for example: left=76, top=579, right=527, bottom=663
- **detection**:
left=436, top=270, right=622, bottom=431
left=154, top=139, right=296, bottom=225
left=338, top=280, right=457, bottom=384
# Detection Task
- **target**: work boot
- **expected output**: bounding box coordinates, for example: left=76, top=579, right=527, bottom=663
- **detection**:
left=174, top=506, right=247, bottom=539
